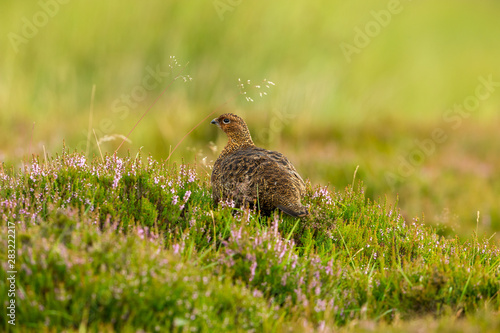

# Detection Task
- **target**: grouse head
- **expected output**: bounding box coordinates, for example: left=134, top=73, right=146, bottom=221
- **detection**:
left=211, top=113, right=254, bottom=147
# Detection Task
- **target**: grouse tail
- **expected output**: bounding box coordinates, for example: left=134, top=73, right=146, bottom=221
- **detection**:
left=277, top=204, right=309, bottom=218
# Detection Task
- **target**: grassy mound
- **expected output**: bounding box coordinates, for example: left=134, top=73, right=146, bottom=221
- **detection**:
left=1, top=151, right=499, bottom=332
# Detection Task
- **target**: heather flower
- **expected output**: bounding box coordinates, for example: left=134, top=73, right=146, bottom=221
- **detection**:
left=137, top=226, right=145, bottom=240
left=312, top=185, right=334, bottom=206
left=249, top=261, right=257, bottom=282
left=220, top=199, right=235, bottom=209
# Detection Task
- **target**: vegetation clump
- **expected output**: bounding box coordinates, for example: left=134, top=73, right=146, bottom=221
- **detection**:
left=0, top=151, right=498, bottom=331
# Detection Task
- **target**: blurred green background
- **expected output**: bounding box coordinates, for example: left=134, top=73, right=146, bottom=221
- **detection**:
left=1, top=0, right=499, bottom=238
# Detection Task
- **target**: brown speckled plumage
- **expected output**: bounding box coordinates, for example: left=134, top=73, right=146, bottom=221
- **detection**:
left=211, top=113, right=308, bottom=217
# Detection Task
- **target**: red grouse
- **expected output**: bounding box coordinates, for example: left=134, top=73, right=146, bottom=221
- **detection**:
left=211, top=113, right=308, bottom=217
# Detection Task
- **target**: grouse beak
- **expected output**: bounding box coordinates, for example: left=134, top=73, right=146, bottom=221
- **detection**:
left=210, top=118, right=219, bottom=126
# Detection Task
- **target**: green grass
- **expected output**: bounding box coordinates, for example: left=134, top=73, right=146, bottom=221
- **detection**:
left=2, top=0, right=500, bottom=240
left=1, top=151, right=499, bottom=331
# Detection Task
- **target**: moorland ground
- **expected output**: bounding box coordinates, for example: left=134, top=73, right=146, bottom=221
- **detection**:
left=1, top=0, right=500, bottom=331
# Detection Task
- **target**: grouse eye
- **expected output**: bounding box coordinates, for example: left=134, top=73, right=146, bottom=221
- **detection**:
left=223, top=118, right=230, bottom=124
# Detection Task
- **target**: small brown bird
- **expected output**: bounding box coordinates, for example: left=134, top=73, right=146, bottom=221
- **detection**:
left=210, top=113, right=309, bottom=217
